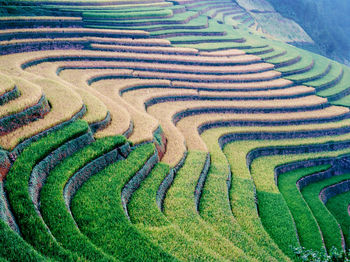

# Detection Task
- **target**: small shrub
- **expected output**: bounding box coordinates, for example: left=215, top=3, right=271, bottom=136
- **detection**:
left=293, top=246, right=350, bottom=262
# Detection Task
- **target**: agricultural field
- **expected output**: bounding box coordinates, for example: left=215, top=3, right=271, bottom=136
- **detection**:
left=0, top=0, right=350, bottom=261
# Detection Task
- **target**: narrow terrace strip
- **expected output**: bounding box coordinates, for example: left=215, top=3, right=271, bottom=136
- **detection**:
left=301, top=172, right=349, bottom=251
left=278, top=165, right=330, bottom=251
left=37, top=66, right=133, bottom=138
left=326, top=186, right=350, bottom=248
left=71, top=144, right=176, bottom=261
left=128, top=163, right=226, bottom=261
left=198, top=137, right=283, bottom=261
left=19, top=50, right=263, bottom=68
left=0, top=219, right=47, bottom=262
left=5, top=121, right=89, bottom=261
left=40, top=136, right=126, bottom=261
left=0, top=74, right=16, bottom=100
left=0, top=79, right=84, bottom=150
left=91, top=79, right=159, bottom=144
left=163, top=151, right=257, bottom=261
left=248, top=151, right=350, bottom=256
left=0, top=28, right=149, bottom=42
left=60, top=57, right=273, bottom=74
left=0, top=77, right=42, bottom=119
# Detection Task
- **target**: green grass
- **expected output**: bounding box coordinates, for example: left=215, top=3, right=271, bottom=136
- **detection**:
left=202, top=132, right=290, bottom=261
left=259, top=47, right=286, bottom=60
left=266, top=47, right=300, bottom=65
left=326, top=189, right=350, bottom=248
left=277, top=53, right=313, bottom=74
left=87, top=15, right=208, bottom=31
left=149, top=19, right=225, bottom=37
left=40, top=136, right=126, bottom=262
left=318, top=67, right=350, bottom=97
left=249, top=151, right=350, bottom=256
left=199, top=125, right=350, bottom=258
left=302, top=173, right=350, bottom=251
left=163, top=151, right=256, bottom=261
left=5, top=120, right=90, bottom=261
left=199, top=135, right=284, bottom=261
left=278, top=165, right=331, bottom=251
left=244, top=46, right=274, bottom=55
left=84, top=11, right=197, bottom=25
left=0, top=219, right=47, bottom=262
left=284, top=54, right=330, bottom=82
left=128, top=163, right=224, bottom=261
left=305, top=62, right=343, bottom=88
left=83, top=9, right=173, bottom=20
left=71, top=144, right=176, bottom=262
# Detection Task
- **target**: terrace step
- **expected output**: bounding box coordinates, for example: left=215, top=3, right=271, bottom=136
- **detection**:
left=84, top=10, right=200, bottom=27
left=128, top=162, right=228, bottom=261
left=0, top=27, right=149, bottom=42
left=278, top=165, right=330, bottom=251
left=301, top=169, right=349, bottom=251
left=5, top=121, right=90, bottom=261
left=0, top=78, right=84, bottom=151
left=0, top=16, right=83, bottom=29
left=325, top=183, right=350, bottom=248
left=71, top=144, right=177, bottom=261
left=40, top=136, right=127, bottom=261
left=163, top=151, right=260, bottom=261
left=0, top=78, right=50, bottom=136
left=0, top=74, right=19, bottom=106
left=0, top=38, right=87, bottom=55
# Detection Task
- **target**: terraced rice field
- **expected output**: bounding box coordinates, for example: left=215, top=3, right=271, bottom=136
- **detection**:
left=1, top=0, right=350, bottom=261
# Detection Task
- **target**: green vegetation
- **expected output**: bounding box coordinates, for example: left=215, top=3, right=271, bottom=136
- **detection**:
left=200, top=135, right=283, bottom=261
left=128, top=163, right=224, bottom=261
left=84, top=11, right=197, bottom=25
left=293, top=246, right=350, bottom=262
left=0, top=220, right=47, bottom=261
left=301, top=172, right=350, bottom=251
left=3, top=0, right=350, bottom=260
left=326, top=189, right=350, bottom=248
left=278, top=165, right=331, bottom=251
left=83, top=9, right=173, bottom=20
left=5, top=120, right=89, bottom=261
left=40, top=136, right=126, bottom=262
left=71, top=144, right=176, bottom=262
left=318, top=67, right=350, bottom=97
left=163, top=151, right=255, bottom=261
left=305, top=62, right=343, bottom=88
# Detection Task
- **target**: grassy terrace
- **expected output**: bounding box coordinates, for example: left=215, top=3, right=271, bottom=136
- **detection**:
left=163, top=151, right=258, bottom=261
left=301, top=172, right=350, bottom=251
left=84, top=11, right=199, bottom=27
left=326, top=189, right=350, bottom=248
left=27, top=63, right=132, bottom=137
left=0, top=78, right=83, bottom=150
left=88, top=15, right=209, bottom=32
left=71, top=144, right=176, bottom=261
left=278, top=165, right=331, bottom=251
left=5, top=120, right=89, bottom=261
left=146, top=97, right=344, bottom=166
left=2, top=0, right=350, bottom=260
left=91, top=78, right=160, bottom=143
left=249, top=151, right=350, bottom=255
left=40, top=136, right=126, bottom=261
left=195, top=125, right=350, bottom=256
left=83, top=9, right=174, bottom=20
left=128, top=163, right=226, bottom=261
left=0, top=77, right=42, bottom=118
